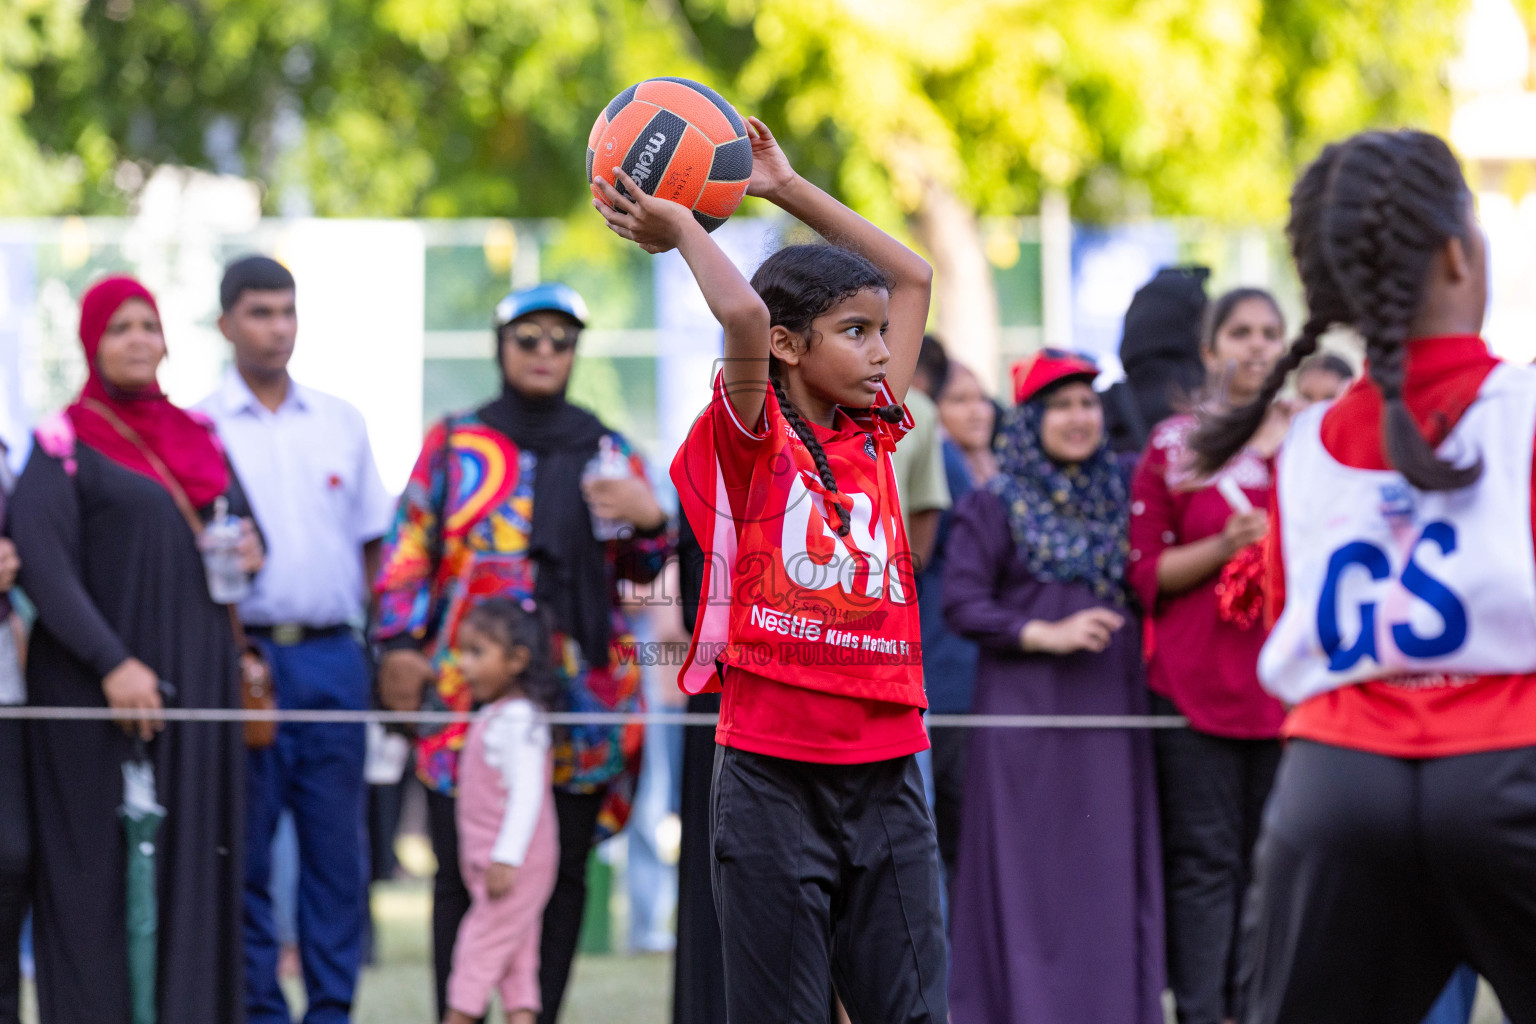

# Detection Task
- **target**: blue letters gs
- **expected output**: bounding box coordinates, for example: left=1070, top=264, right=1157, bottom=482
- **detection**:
left=1317, top=521, right=1468, bottom=672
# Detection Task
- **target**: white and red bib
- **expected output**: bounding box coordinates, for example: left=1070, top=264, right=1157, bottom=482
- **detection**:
left=1261, top=363, right=1536, bottom=704
left=671, top=372, right=926, bottom=706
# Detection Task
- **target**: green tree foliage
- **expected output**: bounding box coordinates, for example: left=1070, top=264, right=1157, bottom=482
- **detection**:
left=678, top=0, right=1465, bottom=224
left=0, top=0, right=86, bottom=213
left=22, top=0, right=705, bottom=216
left=14, top=0, right=1468, bottom=224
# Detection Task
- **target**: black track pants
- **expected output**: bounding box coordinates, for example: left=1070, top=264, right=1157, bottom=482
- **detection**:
left=1242, top=739, right=1536, bottom=1024
left=711, top=746, right=948, bottom=1024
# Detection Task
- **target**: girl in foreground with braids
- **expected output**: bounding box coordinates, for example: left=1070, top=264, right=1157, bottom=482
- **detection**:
left=594, top=119, right=945, bottom=1024
left=1190, top=129, right=1536, bottom=1023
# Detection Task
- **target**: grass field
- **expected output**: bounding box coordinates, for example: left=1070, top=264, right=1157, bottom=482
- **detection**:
left=20, top=878, right=1508, bottom=1023
left=357, top=875, right=1511, bottom=1024
left=18, top=879, right=673, bottom=1024
left=352, top=880, right=671, bottom=1024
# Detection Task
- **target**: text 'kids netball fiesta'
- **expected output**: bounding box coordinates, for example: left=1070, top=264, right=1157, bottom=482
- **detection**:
left=594, top=114, right=947, bottom=1023
left=1191, top=129, right=1536, bottom=1024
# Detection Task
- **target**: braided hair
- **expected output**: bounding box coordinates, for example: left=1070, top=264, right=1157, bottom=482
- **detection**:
left=750, top=244, right=894, bottom=538
left=1190, top=130, right=1481, bottom=491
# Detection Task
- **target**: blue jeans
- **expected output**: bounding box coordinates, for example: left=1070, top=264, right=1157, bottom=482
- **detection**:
left=271, top=811, right=299, bottom=947
left=244, top=633, right=370, bottom=1024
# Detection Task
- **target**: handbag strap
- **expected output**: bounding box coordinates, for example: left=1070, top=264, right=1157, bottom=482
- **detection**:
left=80, top=398, right=252, bottom=649
left=81, top=398, right=203, bottom=531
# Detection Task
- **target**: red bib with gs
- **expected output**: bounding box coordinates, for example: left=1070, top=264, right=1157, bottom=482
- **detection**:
left=671, top=372, right=926, bottom=708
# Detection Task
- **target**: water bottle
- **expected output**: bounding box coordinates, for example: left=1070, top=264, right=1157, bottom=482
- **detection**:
left=582, top=436, right=633, bottom=541
left=202, top=496, right=251, bottom=604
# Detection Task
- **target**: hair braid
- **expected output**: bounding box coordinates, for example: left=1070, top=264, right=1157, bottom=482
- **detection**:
left=748, top=243, right=891, bottom=540
left=771, top=373, right=851, bottom=537
left=1190, top=145, right=1346, bottom=475
left=1189, top=314, right=1327, bottom=474
left=1343, top=134, right=1481, bottom=490
left=1191, top=130, right=1481, bottom=491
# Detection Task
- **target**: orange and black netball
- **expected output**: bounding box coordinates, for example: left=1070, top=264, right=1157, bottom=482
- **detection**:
left=587, top=77, right=751, bottom=232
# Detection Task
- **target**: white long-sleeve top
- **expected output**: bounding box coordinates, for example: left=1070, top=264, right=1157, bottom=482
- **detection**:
left=479, top=698, right=551, bottom=867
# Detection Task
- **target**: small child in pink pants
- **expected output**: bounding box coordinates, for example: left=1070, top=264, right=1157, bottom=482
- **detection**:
left=445, top=598, right=562, bottom=1024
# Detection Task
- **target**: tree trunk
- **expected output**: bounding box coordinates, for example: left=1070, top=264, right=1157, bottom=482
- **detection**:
left=1040, top=188, right=1074, bottom=352
left=907, top=176, right=1003, bottom=396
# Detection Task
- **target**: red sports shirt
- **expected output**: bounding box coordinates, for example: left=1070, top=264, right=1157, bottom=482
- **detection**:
left=1129, top=415, right=1286, bottom=738
left=671, top=372, right=929, bottom=763
left=1267, top=335, right=1536, bottom=757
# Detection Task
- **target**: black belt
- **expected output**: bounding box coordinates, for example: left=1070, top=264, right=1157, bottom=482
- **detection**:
left=244, top=623, right=353, bottom=647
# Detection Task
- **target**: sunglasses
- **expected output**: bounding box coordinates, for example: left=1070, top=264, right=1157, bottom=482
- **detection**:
left=507, top=322, right=580, bottom=354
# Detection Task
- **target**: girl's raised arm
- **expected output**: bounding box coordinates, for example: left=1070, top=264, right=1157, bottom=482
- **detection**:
left=746, top=118, right=933, bottom=404
left=595, top=170, right=771, bottom=431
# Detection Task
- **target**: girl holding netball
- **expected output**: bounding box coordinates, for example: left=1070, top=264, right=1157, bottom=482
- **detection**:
left=1191, top=129, right=1536, bottom=1023
left=594, top=119, right=945, bottom=1024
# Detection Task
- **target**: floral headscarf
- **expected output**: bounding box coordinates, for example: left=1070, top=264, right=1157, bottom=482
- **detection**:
left=987, top=392, right=1132, bottom=603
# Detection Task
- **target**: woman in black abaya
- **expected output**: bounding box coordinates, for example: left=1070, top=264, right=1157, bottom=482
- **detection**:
left=9, top=276, right=260, bottom=1024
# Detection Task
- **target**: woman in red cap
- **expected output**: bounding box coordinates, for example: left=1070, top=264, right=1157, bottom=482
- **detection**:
left=943, top=350, right=1164, bottom=1024
left=1127, top=286, right=1289, bottom=1024
left=9, top=276, right=262, bottom=1023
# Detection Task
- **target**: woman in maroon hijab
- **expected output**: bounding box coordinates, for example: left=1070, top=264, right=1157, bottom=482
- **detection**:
left=8, top=276, right=262, bottom=1024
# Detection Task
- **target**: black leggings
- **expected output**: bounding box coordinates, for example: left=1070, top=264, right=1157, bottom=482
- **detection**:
left=428, top=786, right=606, bottom=1024
left=1152, top=696, right=1281, bottom=1024
left=1242, top=740, right=1536, bottom=1024
left=0, top=718, right=30, bottom=1024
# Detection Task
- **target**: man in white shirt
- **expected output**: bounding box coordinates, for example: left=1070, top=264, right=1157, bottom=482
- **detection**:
left=197, top=256, right=396, bottom=1024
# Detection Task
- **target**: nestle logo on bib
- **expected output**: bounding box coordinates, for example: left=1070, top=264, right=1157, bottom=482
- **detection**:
left=750, top=604, right=823, bottom=641
left=863, top=434, right=877, bottom=460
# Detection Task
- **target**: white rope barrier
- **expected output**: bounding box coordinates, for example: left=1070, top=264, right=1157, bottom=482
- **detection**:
left=0, top=705, right=1190, bottom=729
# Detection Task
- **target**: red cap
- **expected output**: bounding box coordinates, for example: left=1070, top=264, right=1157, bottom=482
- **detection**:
left=1010, top=348, right=1100, bottom=404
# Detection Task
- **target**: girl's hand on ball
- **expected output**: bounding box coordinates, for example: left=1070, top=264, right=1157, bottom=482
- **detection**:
left=745, top=117, right=797, bottom=201
left=593, top=168, right=693, bottom=254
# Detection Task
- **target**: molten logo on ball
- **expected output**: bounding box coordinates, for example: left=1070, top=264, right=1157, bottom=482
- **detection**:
left=586, top=76, right=752, bottom=233
left=630, top=132, right=668, bottom=189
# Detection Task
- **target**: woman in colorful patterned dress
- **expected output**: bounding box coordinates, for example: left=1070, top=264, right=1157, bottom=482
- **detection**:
left=375, top=283, right=673, bottom=1024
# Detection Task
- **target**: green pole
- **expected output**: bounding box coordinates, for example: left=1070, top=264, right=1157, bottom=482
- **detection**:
left=577, top=848, right=612, bottom=954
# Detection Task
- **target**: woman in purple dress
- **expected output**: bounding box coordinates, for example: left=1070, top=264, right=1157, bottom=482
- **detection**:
left=943, top=350, right=1164, bottom=1024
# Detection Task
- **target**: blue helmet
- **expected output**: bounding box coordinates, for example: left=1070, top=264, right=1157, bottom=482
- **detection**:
left=494, top=282, right=589, bottom=332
